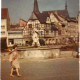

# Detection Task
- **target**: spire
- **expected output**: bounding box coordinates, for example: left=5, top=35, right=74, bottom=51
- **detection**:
left=33, top=0, right=40, bottom=14
left=65, top=0, right=67, bottom=10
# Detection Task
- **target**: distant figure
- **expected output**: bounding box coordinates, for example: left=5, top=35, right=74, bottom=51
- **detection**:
left=32, top=31, right=40, bottom=47
left=9, top=45, right=21, bottom=77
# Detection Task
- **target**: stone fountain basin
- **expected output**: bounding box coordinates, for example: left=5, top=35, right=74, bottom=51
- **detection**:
left=18, top=48, right=60, bottom=59
left=18, top=47, right=78, bottom=59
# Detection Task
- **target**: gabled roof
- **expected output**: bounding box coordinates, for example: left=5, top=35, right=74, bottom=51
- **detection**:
left=29, top=12, right=49, bottom=24
left=35, top=12, right=48, bottom=24
left=53, top=13, right=62, bottom=22
left=19, top=19, right=27, bottom=23
left=19, top=18, right=27, bottom=27
left=43, top=9, right=70, bottom=20
left=29, top=9, right=70, bottom=24
left=1, top=8, right=9, bottom=19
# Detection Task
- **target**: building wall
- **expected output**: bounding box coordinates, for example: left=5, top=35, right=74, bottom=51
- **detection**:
left=1, top=19, right=8, bottom=47
left=67, top=22, right=78, bottom=41
left=1, top=19, right=7, bottom=38
left=24, top=20, right=45, bottom=38
left=7, top=31, right=24, bottom=47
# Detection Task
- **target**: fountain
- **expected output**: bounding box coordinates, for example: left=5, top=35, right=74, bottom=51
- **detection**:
left=18, top=28, right=61, bottom=59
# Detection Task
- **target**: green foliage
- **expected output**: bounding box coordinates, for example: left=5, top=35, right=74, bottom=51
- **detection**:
left=28, top=39, right=33, bottom=46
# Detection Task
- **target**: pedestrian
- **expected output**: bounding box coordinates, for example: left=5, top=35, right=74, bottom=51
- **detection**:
left=9, top=45, right=21, bottom=77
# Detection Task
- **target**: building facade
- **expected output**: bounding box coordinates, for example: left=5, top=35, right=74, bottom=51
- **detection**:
left=1, top=0, right=79, bottom=47
left=7, top=20, right=27, bottom=47
left=23, top=0, right=78, bottom=45
left=1, top=8, right=10, bottom=48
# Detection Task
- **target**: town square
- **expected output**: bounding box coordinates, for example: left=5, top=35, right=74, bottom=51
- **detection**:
left=1, top=0, right=79, bottom=80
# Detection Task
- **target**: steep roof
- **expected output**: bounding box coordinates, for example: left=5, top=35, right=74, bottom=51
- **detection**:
left=29, top=12, right=49, bottom=24
left=43, top=9, right=70, bottom=20
left=1, top=8, right=9, bottom=19
left=29, top=9, right=70, bottom=24
left=29, top=0, right=70, bottom=23
left=35, top=12, right=48, bottom=24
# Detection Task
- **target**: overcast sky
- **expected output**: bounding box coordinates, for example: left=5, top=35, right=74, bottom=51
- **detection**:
left=2, top=0, right=79, bottom=23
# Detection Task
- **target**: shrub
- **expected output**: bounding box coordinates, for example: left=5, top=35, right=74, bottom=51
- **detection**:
left=28, top=40, right=33, bottom=46
left=39, top=39, right=45, bottom=46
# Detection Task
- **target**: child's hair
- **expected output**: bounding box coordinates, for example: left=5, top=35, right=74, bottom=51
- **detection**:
left=13, top=44, right=18, bottom=49
left=9, top=45, right=17, bottom=55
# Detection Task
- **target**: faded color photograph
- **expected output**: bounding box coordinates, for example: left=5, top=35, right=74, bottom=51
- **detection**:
left=1, top=0, right=79, bottom=80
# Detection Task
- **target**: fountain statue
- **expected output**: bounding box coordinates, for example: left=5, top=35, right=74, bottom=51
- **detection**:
left=32, top=28, right=40, bottom=47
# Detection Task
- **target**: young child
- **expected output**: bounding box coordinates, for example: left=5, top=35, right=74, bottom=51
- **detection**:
left=9, top=45, right=21, bottom=77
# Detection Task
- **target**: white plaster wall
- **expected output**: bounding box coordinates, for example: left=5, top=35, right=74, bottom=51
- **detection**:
left=1, top=19, right=7, bottom=38
left=50, top=13, right=58, bottom=23
left=8, top=34, right=23, bottom=38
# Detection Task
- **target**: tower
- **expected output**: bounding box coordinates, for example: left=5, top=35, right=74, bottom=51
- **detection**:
left=33, top=0, right=40, bottom=14
left=65, top=0, right=67, bottom=10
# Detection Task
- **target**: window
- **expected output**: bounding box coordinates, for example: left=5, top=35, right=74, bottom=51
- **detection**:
left=58, top=30, right=61, bottom=35
left=1, top=25, right=5, bottom=29
left=62, top=24, right=65, bottom=27
left=54, top=31, right=56, bottom=36
left=46, top=30, right=49, bottom=34
left=40, top=31, right=43, bottom=35
left=35, top=24, right=39, bottom=27
left=35, top=24, right=40, bottom=30
left=29, top=31, right=32, bottom=35
left=35, top=24, right=38, bottom=28
left=56, top=31, right=58, bottom=36
left=9, top=39, right=14, bottom=44
left=1, top=32, right=5, bottom=35
left=28, top=24, right=32, bottom=28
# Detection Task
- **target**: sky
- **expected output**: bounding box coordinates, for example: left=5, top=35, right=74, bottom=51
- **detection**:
left=2, top=0, right=79, bottom=23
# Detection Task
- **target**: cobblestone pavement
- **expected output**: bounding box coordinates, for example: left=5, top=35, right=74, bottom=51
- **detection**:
left=1, top=58, right=79, bottom=80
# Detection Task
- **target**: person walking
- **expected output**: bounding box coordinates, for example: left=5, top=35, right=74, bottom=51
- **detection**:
left=9, top=45, right=21, bottom=77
